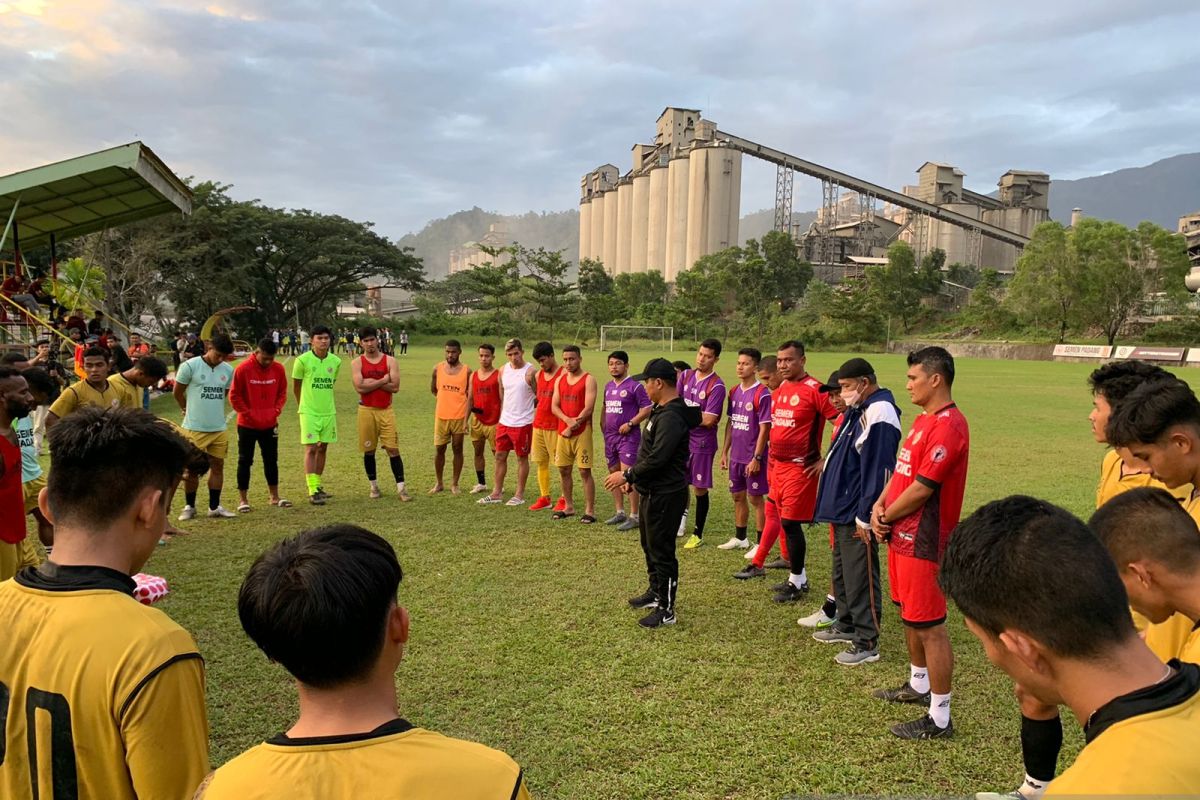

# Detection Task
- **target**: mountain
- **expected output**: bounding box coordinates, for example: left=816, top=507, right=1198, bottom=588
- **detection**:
left=1047, top=153, right=1200, bottom=228
left=737, top=208, right=818, bottom=245
left=397, top=207, right=580, bottom=279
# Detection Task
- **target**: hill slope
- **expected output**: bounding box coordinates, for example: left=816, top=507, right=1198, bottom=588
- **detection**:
left=1048, top=153, right=1200, bottom=228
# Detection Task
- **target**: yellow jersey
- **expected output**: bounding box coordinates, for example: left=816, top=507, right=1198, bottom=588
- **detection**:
left=1047, top=661, right=1200, bottom=796
left=107, top=372, right=142, bottom=409
left=48, top=379, right=122, bottom=418
left=1181, top=623, right=1200, bottom=665
left=197, top=719, right=531, bottom=800
left=1143, top=493, right=1200, bottom=661
left=1095, top=448, right=1191, bottom=507
left=0, top=563, right=209, bottom=800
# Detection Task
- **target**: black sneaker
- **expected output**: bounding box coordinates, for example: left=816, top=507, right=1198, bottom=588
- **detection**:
left=627, top=588, right=658, bottom=609
left=872, top=681, right=931, bottom=705
left=309, top=492, right=327, bottom=506
left=772, top=581, right=809, bottom=603
left=733, top=565, right=766, bottom=580
left=890, top=713, right=953, bottom=740
left=770, top=581, right=790, bottom=592
left=765, top=558, right=790, bottom=570
left=638, top=607, right=677, bottom=628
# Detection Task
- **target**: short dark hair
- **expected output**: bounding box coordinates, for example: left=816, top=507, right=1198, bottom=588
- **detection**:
left=35, top=339, right=49, bottom=347
left=608, top=350, right=629, bottom=364
left=311, top=325, right=331, bottom=337
left=20, top=367, right=57, bottom=399
left=210, top=334, right=235, bottom=355
left=672, top=360, right=690, bottom=372
left=359, top=326, right=378, bottom=341
left=563, top=344, right=581, bottom=356
left=445, top=339, right=461, bottom=350
left=737, top=347, right=762, bottom=365
left=135, top=356, right=168, bottom=381
left=908, top=346, right=955, bottom=386
left=699, top=338, right=722, bottom=357
left=777, top=339, right=806, bottom=357
left=940, top=495, right=1134, bottom=659
left=1088, top=360, right=1173, bottom=404
left=47, top=407, right=191, bottom=527
left=1106, top=378, right=1200, bottom=447
left=1090, top=487, right=1200, bottom=575
left=258, top=338, right=278, bottom=355
left=758, top=355, right=777, bottom=372
left=82, top=347, right=108, bottom=361
left=238, top=525, right=402, bottom=689
left=1, top=351, right=28, bottom=366
left=532, top=341, right=555, bottom=359
left=478, top=343, right=495, bottom=355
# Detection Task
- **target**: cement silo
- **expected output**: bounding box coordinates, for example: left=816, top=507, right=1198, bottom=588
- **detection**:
left=615, top=180, right=633, bottom=274
left=664, top=156, right=690, bottom=281
left=685, top=145, right=742, bottom=272
left=602, top=190, right=619, bottom=274
left=630, top=174, right=651, bottom=273
left=647, top=165, right=669, bottom=274
left=589, top=192, right=605, bottom=265
left=578, top=199, right=592, bottom=263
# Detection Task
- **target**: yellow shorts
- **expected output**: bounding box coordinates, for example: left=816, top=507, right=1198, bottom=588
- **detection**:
left=469, top=417, right=497, bottom=449
left=531, top=427, right=558, bottom=464
left=433, top=417, right=467, bottom=446
left=357, top=406, right=398, bottom=453
left=0, top=536, right=41, bottom=582
left=23, top=474, right=46, bottom=513
left=184, top=428, right=229, bottom=460
left=554, top=428, right=594, bottom=470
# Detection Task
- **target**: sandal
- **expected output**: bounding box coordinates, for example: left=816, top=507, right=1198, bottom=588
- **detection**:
left=237, top=503, right=252, bottom=514
left=271, top=499, right=293, bottom=508
left=551, top=510, right=575, bottom=520
left=579, top=514, right=597, bottom=524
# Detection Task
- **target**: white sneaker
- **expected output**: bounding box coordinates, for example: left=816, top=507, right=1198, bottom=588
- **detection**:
left=177, top=505, right=196, bottom=521
left=797, top=609, right=837, bottom=628
left=744, top=544, right=759, bottom=560
left=717, top=537, right=751, bottom=550
left=676, top=513, right=688, bottom=538
left=207, top=506, right=237, bottom=519
left=470, top=483, right=488, bottom=494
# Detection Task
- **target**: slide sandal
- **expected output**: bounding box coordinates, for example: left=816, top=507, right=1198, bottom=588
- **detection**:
left=237, top=503, right=252, bottom=514
left=579, top=514, right=597, bottom=524
left=551, top=510, right=575, bottom=520
left=272, top=499, right=293, bottom=508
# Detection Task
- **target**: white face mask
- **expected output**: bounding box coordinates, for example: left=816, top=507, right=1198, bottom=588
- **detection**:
left=841, top=381, right=866, bottom=408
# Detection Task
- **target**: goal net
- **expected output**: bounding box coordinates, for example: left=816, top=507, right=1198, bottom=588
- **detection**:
left=599, top=325, right=674, bottom=353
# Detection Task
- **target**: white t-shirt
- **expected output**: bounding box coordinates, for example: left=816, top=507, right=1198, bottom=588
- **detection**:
left=499, top=362, right=536, bottom=427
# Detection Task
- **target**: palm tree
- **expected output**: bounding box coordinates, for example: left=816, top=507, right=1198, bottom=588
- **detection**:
left=50, top=257, right=106, bottom=316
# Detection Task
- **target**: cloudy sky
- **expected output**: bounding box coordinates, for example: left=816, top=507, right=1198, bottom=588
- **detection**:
left=2, top=0, right=1197, bottom=239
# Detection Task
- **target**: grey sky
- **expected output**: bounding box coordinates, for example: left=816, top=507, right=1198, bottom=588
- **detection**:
left=2, top=0, right=1196, bottom=239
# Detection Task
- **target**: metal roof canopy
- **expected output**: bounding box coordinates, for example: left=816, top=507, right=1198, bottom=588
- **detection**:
left=0, top=141, right=192, bottom=250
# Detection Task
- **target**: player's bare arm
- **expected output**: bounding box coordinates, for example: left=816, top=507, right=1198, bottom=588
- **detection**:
left=747, top=420, right=769, bottom=476
left=387, top=355, right=401, bottom=394
left=463, top=367, right=472, bottom=420
left=173, top=378, right=188, bottom=414
left=700, top=411, right=719, bottom=430
left=430, top=366, right=439, bottom=396
left=622, top=404, right=651, bottom=435
left=719, top=417, right=733, bottom=471
left=578, top=374, right=598, bottom=429
left=551, top=381, right=571, bottom=431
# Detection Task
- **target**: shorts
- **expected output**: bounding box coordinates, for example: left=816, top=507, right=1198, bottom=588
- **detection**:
left=495, top=423, right=533, bottom=457
left=729, top=461, right=768, bottom=496
left=531, top=427, right=558, bottom=464
left=604, top=433, right=639, bottom=469
left=0, top=536, right=41, bottom=582
left=299, top=413, right=337, bottom=445
left=434, top=416, right=467, bottom=446
left=555, top=428, right=594, bottom=469
left=470, top=417, right=497, bottom=449
left=184, top=428, right=229, bottom=460
left=687, top=451, right=715, bottom=490
left=768, top=460, right=818, bottom=521
left=888, top=549, right=947, bottom=627
left=358, top=406, right=398, bottom=453
left=23, top=474, right=46, bottom=513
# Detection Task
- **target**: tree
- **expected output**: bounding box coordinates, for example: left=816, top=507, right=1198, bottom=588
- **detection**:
left=867, top=241, right=922, bottom=333
left=50, top=257, right=106, bottom=316
left=613, top=271, right=669, bottom=326
left=576, top=258, right=622, bottom=328
left=759, top=230, right=812, bottom=311
left=1073, top=219, right=1144, bottom=346
left=461, top=245, right=521, bottom=334
left=1006, top=221, right=1082, bottom=342
left=517, top=245, right=576, bottom=340
left=917, top=248, right=946, bottom=294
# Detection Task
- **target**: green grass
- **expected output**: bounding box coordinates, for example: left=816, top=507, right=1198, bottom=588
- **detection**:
left=147, top=345, right=1106, bottom=799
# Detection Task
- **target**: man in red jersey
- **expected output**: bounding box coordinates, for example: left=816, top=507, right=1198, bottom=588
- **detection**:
left=529, top=341, right=565, bottom=512
left=753, top=340, right=837, bottom=603
left=468, top=343, right=501, bottom=494
left=870, top=346, right=969, bottom=740
left=230, top=338, right=289, bottom=512
left=552, top=345, right=599, bottom=523
left=353, top=327, right=409, bottom=501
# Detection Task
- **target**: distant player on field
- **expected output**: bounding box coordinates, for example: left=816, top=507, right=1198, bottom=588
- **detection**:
left=174, top=333, right=237, bottom=520
left=601, top=350, right=651, bottom=531
left=529, top=342, right=565, bottom=512
left=551, top=345, right=598, bottom=523
left=479, top=338, right=536, bottom=506
left=719, top=347, right=770, bottom=551
left=292, top=325, right=342, bottom=505
left=353, top=327, right=409, bottom=501
left=676, top=338, right=726, bottom=548
left=468, top=343, right=501, bottom=494
left=430, top=339, right=470, bottom=495
left=229, top=338, right=290, bottom=512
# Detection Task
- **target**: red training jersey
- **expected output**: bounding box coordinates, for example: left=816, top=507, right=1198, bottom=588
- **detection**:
left=534, top=367, right=564, bottom=430
left=886, top=402, right=970, bottom=562
left=0, top=436, right=25, bottom=544
left=472, top=369, right=501, bottom=426
left=556, top=372, right=591, bottom=437
left=359, top=354, right=392, bottom=409
left=230, top=358, right=288, bottom=429
left=769, top=376, right=837, bottom=464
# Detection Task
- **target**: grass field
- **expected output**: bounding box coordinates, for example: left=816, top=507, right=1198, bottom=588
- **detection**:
left=146, top=344, right=1108, bottom=799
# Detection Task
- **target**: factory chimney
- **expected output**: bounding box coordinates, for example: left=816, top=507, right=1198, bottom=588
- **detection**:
left=1070, top=208, right=1083, bottom=228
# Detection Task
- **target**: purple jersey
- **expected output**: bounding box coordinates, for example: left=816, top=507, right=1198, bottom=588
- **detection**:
left=728, top=383, right=771, bottom=465
left=678, top=369, right=726, bottom=454
left=603, top=377, right=650, bottom=439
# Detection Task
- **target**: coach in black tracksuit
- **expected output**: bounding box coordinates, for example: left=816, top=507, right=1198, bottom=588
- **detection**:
left=605, top=358, right=700, bottom=629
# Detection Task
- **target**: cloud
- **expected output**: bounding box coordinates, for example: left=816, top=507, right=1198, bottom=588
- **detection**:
left=0, top=0, right=1197, bottom=243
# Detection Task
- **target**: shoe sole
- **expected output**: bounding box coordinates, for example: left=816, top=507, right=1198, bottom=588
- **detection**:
left=733, top=572, right=766, bottom=580
left=889, top=722, right=953, bottom=740
left=812, top=634, right=855, bottom=644
left=835, top=653, right=881, bottom=666
left=873, top=691, right=931, bottom=705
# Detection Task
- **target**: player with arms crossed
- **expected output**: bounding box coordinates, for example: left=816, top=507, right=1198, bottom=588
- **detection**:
left=353, top=327, right=409, bottom=501
left=479, top=338, right=536, bottom=506
left=468, top=344, right=501, bottom=494
left=293, top=325, right=342, bottom=505
left=676, top=338, right=726, bottom=549
left=551, top=345, right=598, bottom=523
left=719, top=347, right=771, bottom=551
left=601, top=350, right=651, bottom=531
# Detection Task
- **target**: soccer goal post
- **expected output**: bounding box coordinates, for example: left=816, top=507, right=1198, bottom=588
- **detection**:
left=598, top=325, right=674, bottom=353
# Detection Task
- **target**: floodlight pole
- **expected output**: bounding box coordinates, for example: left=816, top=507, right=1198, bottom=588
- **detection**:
left=0, top=195, right=18, bottom=262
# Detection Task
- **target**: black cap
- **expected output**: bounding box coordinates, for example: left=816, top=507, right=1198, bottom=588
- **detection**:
left=632, top=357, right=677, bottom=381
left=836, top=357, right=875, bottom=381
left=817, top=370, right=841, bottom=394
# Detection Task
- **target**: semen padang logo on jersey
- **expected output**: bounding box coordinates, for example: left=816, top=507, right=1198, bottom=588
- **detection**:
left=931, top=445, right=948, bottom=463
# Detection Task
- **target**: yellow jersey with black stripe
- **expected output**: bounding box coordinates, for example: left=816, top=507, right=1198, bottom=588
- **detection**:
left=47, top=379, right=122, bottom=418
left=1095, top=448, right=1191, bottom=507
left=197, top=719, right=531, bottom=800
left=0, top=563, right=209, bottom=800
left=1047, top=661, right=1200, bottom=796
left=1143, top=493, right=1200, bottom=662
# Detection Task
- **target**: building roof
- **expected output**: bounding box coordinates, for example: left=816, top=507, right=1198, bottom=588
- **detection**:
left=916, top=161, right=964, bottom=176
left=657, top=106, right=701, bottom=121
left=847, top=256, right=889, bottom=265
left=0, top=142, right=193, bottom=249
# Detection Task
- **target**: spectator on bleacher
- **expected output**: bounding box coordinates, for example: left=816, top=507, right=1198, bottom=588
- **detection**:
left=110, top=343, right=134, bottom=375
left=174, top=331, right=189, bottom=369
left=65, top=308, right=86, bottom=334
left=87, top=310, right=105, bottom=336
left=185, top=333, right=205, bottom=359
left=3, top=274, right=41, bottom=317
left=28, top=272, right=54, bottom=316
left=128, top=332, right=152, bottom=360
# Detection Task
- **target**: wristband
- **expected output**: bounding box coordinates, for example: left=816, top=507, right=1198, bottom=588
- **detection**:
left=753, top=454, right=764, bottom=463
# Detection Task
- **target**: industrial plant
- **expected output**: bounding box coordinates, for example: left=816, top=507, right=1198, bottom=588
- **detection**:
left=578, top=107, right=1050, bottom=280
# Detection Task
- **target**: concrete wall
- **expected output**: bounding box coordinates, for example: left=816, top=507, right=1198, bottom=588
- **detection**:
left=630, top=174, right=651, bottom=273
left=590, top=193, right=605, bottom=266
left=685, top=146, right=742, bottom=272
left=647, top=165, right=669, bottom=274
left=616, top=181, right=633, bottom=274
left=578, top=200, right=592, bottom=263
left=602, top=190, right=618, bottom=275
left=665, top=157, right=690, bottom=282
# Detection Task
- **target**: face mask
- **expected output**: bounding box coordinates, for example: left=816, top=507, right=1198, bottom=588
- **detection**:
left=841, top=381, right=866, bottom=408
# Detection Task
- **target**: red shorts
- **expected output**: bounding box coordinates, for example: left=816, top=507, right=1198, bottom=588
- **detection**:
left=888, top=549, right=947, bottom=627
left=767, top=461, right=818, bottom=522
left=495, top=423, right=532, bottom=457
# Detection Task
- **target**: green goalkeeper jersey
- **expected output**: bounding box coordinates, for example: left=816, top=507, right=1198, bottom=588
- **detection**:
left=292, top=350, right=342, bottom=416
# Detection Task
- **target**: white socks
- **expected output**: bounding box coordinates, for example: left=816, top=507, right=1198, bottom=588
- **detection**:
left=929, top=691, right=952, bottom=728
left=909, top=664, right=930, bottom=694
left=1020, top=774, right=1048, bottom=800
left=789, top=568, right=808, bottom=589
left=397, top=482, right=406, bottom=493
left=677, top=509, right=688, bottom=536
